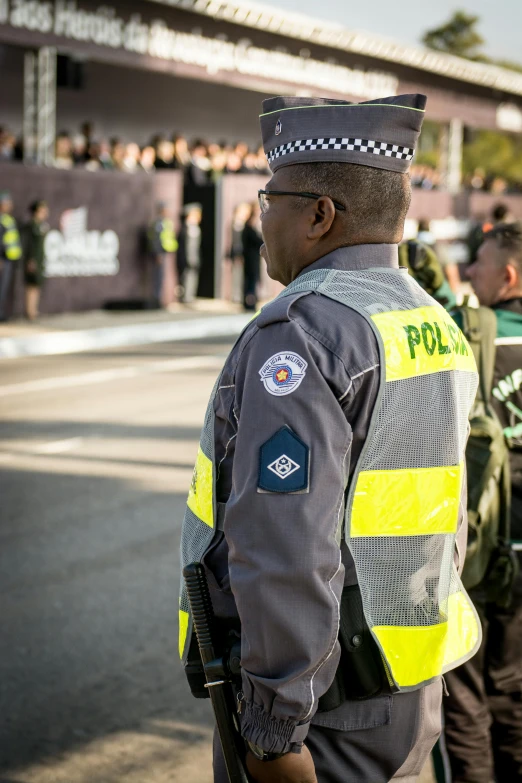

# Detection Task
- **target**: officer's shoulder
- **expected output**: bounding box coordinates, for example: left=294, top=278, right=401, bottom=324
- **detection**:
left=256, top=289, right=379, bottom=373
left=256, top=291, right=312, bottom=329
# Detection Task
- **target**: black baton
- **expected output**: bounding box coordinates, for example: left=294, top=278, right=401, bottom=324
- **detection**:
left=183, top=563, right=250, bottom=783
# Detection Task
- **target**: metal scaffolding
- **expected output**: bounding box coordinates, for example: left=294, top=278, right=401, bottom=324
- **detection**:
left=23, top=47, right=57, bottom=166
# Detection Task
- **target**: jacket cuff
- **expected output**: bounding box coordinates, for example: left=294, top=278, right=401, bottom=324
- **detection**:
left=239, top=700, right=310, bottom=754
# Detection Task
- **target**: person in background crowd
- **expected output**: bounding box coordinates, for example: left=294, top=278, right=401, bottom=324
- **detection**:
left=441, top=222, right=522, bottom=783
left=22, top=200, right=49, bottom=321
left=234, top=140, right=248, bottom=161
left=84, top=141, right=102, bottom=172
left=98, top=139, right=114, bottom=170
left=418, top=217, right=461, bottom=292
left=241, top=200, right=263, bottom=311
left=80, top=121, right=94, bottom=150
left=71, top=134, right=87, bottom=165
left=176, top=203, right=202, bottom=303
left=54, top=132, right=73, bottom=169
left=241, top=150, right=259, bottom=173
left=227, top=201, right=251, bottom=303
left=226, top=150, right=243, bottom=174
left=148, top=201, right=178, bottom=307
left=467, top=202, right=514, bottom=264
left=187, top=140, right=211, bottom=185
left=0, top=127, right=16, bottom=161
left=209, top=148, right=228, bottom=183
left=154, top=139, right=175, bottom=170
left=0, top=191, right=22, bottom=322
left=256, top=145, right=270, bottom=175
left=140, top=145, right=156, bottom=173
left=110, top=139, right=126, bottom=171
left=122, top=142, right=142, bottom=173
left=172, top=135, right=191, bottom=169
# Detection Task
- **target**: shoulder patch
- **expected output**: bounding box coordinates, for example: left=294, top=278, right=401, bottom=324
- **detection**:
left=258, top=426, right=309, bottom=493
left=259, top=351, right=308, bottom=396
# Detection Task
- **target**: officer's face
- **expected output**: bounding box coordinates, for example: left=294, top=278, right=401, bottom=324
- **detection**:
left=260, top=168, right=312, bottom=286
left=0, top=199, right=12, bottom=214
left=468, top=238, right=517, bottom=306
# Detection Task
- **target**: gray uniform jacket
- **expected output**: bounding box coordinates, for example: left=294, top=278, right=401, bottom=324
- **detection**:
left=204, top=244, right=461, bottom=755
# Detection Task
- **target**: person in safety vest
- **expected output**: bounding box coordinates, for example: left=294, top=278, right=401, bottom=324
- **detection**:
left=179, top=94, right=481, bottom=783
left=439, top=221, right=522, bottom=783
left=148, top=201, right=178, bottom=306
left=0, top=190, right=22, bottom=322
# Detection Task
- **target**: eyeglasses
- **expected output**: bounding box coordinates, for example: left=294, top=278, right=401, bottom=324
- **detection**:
left=258, top=189, right=346, bottom=215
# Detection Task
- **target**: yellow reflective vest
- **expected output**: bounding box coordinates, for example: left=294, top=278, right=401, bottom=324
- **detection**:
left=179, top=265, right=481, bottom=691
left=0, top=214, right=22, bottom=262
left=160, top=219, right=178, bottom=253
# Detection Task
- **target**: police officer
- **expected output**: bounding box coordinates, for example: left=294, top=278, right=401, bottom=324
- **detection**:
left=441, top=221, right=522, bottom=782
left=176, top=203, right=202, bottom=303
left=179, top=95, right=481, bottom=783
left=0, top=190, right=22, bottom=321
left=148, top=201, right=178, bottom=306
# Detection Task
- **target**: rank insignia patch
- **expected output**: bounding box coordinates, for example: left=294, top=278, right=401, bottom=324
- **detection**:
left=259, top=351, right=308, bottom=397
left=258, top=426, right=309, bottom=493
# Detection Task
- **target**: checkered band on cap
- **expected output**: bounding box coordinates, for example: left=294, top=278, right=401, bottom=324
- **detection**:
left=267, top=137, right=414, bottom=165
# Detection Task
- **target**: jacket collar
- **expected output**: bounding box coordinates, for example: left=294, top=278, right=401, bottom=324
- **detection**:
left=297, top=244, right=399, bottom=277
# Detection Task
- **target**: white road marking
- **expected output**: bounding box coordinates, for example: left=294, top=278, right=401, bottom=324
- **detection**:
left=34, top=437, right=84, bottom=454
left=0, top=355, right=224, bottom=398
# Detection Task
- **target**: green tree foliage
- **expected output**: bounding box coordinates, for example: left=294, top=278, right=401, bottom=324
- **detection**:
left=463, top=131, right=522, bottom=184
left=422, top=11, right=485, bottom=59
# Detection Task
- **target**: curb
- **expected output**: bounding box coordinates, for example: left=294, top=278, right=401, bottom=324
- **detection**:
left=0, top=314, right=252, bottom=359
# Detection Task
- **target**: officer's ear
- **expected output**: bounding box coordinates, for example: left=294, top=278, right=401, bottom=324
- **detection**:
left=505, top=262, right=519, bottom=291
left=306, top=196, right=336, bottom=240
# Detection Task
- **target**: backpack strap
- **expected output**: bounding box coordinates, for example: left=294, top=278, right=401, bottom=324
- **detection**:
left=460, top=305, right=513, bottom=547
left=460, top=305, right=497, bottom=410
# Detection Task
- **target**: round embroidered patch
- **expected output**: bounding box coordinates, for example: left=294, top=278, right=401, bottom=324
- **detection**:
left=259, top=351, right=308, bottom=396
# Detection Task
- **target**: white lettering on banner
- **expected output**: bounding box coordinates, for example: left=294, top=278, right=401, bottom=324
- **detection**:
left=44, top=207, right=120, bottom=277
left=0, top=0, right=398, bottom=99
left=10, top=0, right=53, bottom=32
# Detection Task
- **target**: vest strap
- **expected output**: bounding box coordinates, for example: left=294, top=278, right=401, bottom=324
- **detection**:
left=216, top=502, right=227, bottom=531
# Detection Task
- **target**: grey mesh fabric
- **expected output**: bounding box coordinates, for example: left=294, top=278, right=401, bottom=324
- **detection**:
left=260, top=94, right=427, bottom=174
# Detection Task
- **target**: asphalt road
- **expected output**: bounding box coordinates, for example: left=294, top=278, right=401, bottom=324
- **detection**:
left=0, top=338, right=232, bottom=783
left=0, top=336, right=435, bottom=783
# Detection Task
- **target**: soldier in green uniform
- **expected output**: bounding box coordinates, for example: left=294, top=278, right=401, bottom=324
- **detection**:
left=441, top=222, right=522, bottom=783
left=398, top=238, right=456, bottom=309
left=0, top=191, right=22, bottom=322
left=23, top=200, right=49, bottom=321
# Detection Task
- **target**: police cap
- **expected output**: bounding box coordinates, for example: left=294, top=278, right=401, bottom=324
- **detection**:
left=260, top=94, right=427, bottom=174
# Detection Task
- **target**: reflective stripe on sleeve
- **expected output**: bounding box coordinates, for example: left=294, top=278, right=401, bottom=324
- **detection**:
left=187, top=446, right=214, bottom=528
left=179, top=608, right=189, bottom=659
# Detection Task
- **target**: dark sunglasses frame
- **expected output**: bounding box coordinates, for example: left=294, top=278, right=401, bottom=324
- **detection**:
left=258, top=189, right=346, bottom=213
